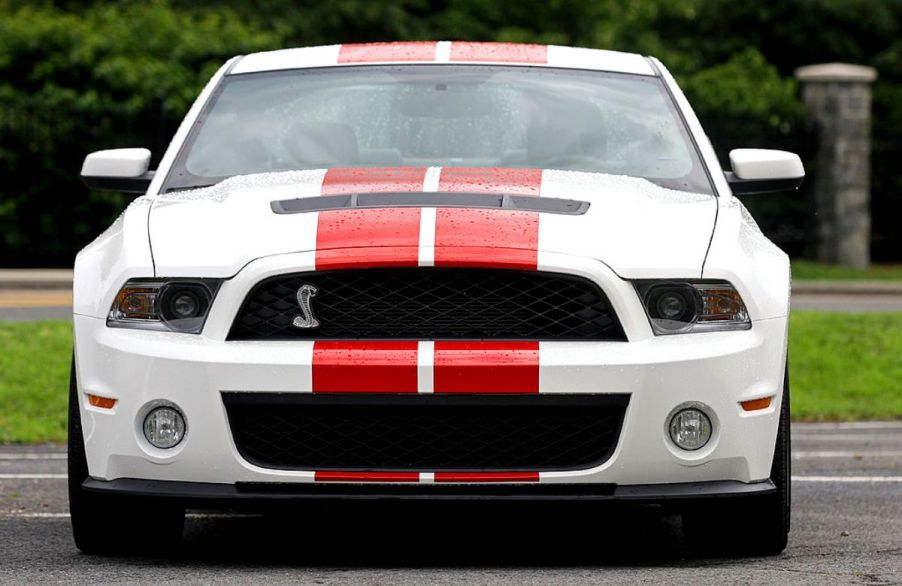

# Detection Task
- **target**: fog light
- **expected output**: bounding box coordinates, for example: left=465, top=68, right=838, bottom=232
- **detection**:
left=143, top=406, right=186, bottom=449
left=669, top=408, right=712, bottom=451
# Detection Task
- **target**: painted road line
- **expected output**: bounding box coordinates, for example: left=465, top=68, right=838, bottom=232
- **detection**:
left=793, top=476, right=902, bottom=483
left=1, top=512, right=263, bottom=519
left=0, top=474, right=67, bottom=479
left=2, top=513, right=70, bottom=519
left=793, top=451, right=902, bottom=459
left=792, top=434, right=902, bottom=441
left=794, top=421, right=902, bottom=430
left=0, top=454, right=66, bottom=460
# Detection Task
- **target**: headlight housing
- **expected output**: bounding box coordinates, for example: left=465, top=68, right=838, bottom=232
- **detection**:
left=107, top=279, right=221, bottom=333
left=634, top=280, right=750, bottom=335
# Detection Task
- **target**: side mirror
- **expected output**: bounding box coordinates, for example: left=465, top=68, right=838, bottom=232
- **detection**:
left=725, top=148, right=805, bottom=195
left=80, top=148, right=155, bottom=193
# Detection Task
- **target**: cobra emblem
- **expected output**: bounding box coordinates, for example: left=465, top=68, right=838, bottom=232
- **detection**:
left=292, top=284, right=320, bottom=329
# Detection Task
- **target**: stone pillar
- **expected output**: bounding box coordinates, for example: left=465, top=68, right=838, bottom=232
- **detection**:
left=796, top=63, right=877, bottom=268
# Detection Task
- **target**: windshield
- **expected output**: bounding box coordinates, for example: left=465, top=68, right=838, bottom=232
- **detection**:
left=164, top=65, right=713, bottom=194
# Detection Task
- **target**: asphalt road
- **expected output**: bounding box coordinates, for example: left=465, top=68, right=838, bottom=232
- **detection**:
left=1, top=422, right=900, bottom=584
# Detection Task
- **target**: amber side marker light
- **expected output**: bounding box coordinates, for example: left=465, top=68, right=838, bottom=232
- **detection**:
left=87, top=394, right=117, bottom=409
left=740, top=396, right=773, bottom=412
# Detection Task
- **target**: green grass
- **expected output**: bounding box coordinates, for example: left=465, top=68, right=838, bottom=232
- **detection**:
left=789, top=312, right=902, bottom=421
left=0, top=314, right=900, bottom=442
left=0, top=321, right=70, bottom=443
left=792, top=260, right=902, bottom=281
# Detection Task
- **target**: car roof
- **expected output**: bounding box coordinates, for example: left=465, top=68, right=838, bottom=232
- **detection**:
left=229, top=41, right=655, bottom=77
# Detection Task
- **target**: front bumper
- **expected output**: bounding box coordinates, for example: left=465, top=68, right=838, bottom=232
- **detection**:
left=83, top=477, right=776, bottom=504
left=73, top=251, right=788, bottom=491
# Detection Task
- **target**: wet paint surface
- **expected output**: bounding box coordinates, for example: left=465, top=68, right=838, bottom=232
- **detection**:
left=450, top=42, right=548, bottom=64
left=433, top=341, right=540, bottom=393
left=437, top=167, right=543, bottom=195
left=312, top=341, right=419, bottom=393
left=316, top=168, right=427, bottom=268
left=321, top=167, right=428, bottom=194
left=434, top=472, right=540, bottom=482
left=433, top=209, right=539, bottom=269
left=433, top=167, right=542, bottom=269
left=314, top=471, right=419, bottom=482
left=315, top=208, right=421, bottom=269
left=338, top=42, right=438, bottom=63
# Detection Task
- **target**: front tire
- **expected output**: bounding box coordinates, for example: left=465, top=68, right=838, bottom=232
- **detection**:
left=682, top=365, right=791, bottom=556
left=68, top=357, right=185, bottom=554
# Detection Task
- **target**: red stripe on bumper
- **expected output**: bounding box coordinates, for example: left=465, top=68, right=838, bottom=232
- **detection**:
left=338, top=42, right=437, bottom=63
left=433, top=341, right=540, bottom=393
left=450, top=42, right=547, bottom=64
left=434, top=472, right=540, bottom=482
left=312, top=341, right=419, bottom=393
left=315, top=471, right=420, bottom=482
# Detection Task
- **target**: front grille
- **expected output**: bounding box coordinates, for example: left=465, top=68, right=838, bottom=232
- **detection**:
left=223, top=393, right=629, bottom=471
left=227, top=268, right=626, bottom=341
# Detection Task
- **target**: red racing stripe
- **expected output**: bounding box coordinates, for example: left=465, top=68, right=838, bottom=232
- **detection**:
left=433, top=209, right=538, bottom=269
left=433, top=341, right=540, bottom=394
left=434, top=168, right=541, bottom=269
left=315, top=471, right=420, bottom=482
left=312, top=341, right=419, bottom=393
left=316, top=168, right=427, bottom=269
left=338, top=42, right=438, bottom=63
left=321, top=167, right=428, bottom=194
left=315, top=209, right=421, bottom=269
left=450, top=42, right=548, bottom=64
left=437, top=167, right=543, bottom=195
left=435, top=167, right=542, bottom=270
left=434, top=472, right=540, bottom=483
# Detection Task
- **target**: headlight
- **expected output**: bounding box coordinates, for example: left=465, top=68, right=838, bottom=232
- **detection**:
left=634, top=281, right=750, bottom=335
left=108, top=279, right=221, bottom=333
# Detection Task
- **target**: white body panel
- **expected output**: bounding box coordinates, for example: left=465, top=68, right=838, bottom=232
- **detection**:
left=74, top=43, right=793, bottom=492
left=74, top=250, right=786, bottom=485
left=230, top=43, right=653, bottom=76
left=142, top=169, right=715, bottom=284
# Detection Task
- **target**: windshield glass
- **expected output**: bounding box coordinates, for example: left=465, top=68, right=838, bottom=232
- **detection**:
left=165, top=65, right=713, bottom=194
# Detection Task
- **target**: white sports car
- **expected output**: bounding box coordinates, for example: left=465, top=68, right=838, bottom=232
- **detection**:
left=71, top=42, right=804, bottom=555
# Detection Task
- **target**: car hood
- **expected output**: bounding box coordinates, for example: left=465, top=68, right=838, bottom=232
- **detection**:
left=148, top=168, right=717, bottom=278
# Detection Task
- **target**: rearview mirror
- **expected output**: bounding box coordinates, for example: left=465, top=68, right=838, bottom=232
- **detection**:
left=725, top=148, right=805, bottom=195
left=80, top=148, right=155, bottom=193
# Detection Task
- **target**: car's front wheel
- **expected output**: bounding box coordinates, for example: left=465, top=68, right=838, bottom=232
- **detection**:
left=682, top=365, right=791, bottom=556
left=68, top=357, right=185, bottom=554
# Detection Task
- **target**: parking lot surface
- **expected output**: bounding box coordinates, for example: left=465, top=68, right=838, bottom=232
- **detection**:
left=1, top=422, right=900, bottom=584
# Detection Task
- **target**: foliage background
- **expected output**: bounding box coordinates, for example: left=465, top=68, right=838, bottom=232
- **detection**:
left=1, top=0, right=901, bottom=266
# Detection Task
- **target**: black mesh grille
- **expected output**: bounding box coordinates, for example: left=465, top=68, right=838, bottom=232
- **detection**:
left=228, top=268, right=626, bottom=341
left=223, top=394, right=628, bottom=471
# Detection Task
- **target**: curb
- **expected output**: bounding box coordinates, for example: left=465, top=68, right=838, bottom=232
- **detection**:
left=792, top=280, right=902, bottom=296
left=0, top=270, right=73, bottom=291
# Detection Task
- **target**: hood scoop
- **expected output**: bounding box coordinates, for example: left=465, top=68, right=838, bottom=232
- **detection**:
left=271, top=192, right=590, bottom=216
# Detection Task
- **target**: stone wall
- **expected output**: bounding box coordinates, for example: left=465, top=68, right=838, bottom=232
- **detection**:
left=796, top=63, right=877, bottom=268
